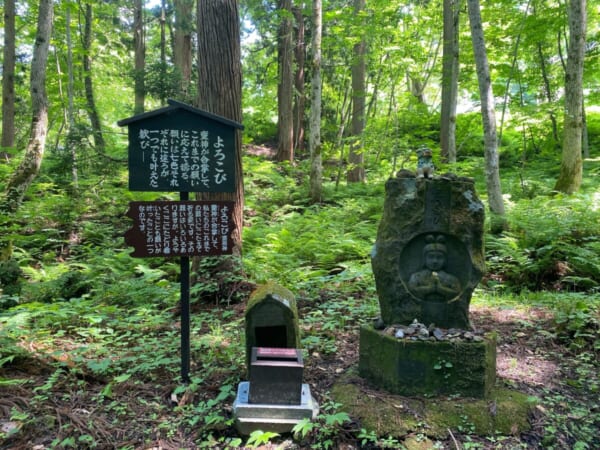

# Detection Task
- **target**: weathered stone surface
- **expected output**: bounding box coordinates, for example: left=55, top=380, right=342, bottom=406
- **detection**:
left=249, top=348, right=303, bottom=405
left=359, top=325, right=496, bottom=398
left=233, top=382, right=318, bottom=435
left=370, top=173, right=485, bottom=329
left=331, top=370, right=535, bottom=440
left=244, top=281, right=301, bottom=368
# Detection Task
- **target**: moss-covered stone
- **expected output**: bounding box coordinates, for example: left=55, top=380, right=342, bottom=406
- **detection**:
left=331, top=370, right=536, bottom=440
left=370, top=175, right=485, bottom=329
left=359, top=325, right=496, bottom=398
left=244, top=281, right=301, bottom=368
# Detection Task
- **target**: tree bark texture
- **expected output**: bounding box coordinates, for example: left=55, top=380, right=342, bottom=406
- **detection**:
left=276, top=0, right=294, bottom=162
left=309, top=0, right=323, bottom=203
left=293, top=6, right=306, bottom=155
left=83, top=3, right=105, bottom=152
left=66, top=2, right=77, bottom=188
left=2, top=0, right=53, bottom=212
left=537, top=43, right=559, bottom=145
left=440, top=0, right=460, bottom=163
left=158, top=0, right=167, bottom=103
left=466, top=0, right=506, bottom=232
left=173, top=0, right=194, bottom=101
left=133, top=0, right=145, bottom=115
left=1, top=0, right=16, bottom=153
left=348, top=0, right=366, bottom=183
left=197, top=0, right=244, bottom=253
left=554, top=0, right=586, bottom=194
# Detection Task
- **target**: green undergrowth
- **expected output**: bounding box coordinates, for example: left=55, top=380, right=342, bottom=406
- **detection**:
left=1, top=154, right=600, bottom=447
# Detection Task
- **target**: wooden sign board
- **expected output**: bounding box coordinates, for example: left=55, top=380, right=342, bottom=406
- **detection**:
left=125, top=201, right=234, bottom=258
left=118, top=100, right=243, bottom=193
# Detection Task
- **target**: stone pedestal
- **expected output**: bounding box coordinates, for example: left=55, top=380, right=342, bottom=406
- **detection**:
left=249, top=347, right=304, bottom=405
left=359, top=325, right=496, bottom=398
left=233, top=382, right=319, bottom=435
left=233, top=283, right=319, bottom=435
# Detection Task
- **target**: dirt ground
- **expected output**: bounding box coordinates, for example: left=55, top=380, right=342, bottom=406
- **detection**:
left=303, top=304, right=597, bottom=449
left=1, top=303, right=598, bottom=449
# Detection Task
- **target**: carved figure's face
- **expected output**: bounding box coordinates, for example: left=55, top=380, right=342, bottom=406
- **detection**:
left=424, top=250, right=445, bottom=271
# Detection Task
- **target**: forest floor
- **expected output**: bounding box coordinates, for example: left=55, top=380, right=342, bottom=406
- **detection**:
left=299, top=300, right=598, bottom=449
left=1, top=294, right=598, bottom=449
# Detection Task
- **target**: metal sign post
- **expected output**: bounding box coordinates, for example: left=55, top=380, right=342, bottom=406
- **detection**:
left=180, top=191, right=190, bottom=383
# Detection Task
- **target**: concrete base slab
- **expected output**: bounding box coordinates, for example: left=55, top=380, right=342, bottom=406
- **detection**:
left=233, top=382, right=319, bottom=435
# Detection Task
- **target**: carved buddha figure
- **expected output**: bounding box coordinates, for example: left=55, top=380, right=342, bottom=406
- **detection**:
left=408, top=234, right=461, bottom=302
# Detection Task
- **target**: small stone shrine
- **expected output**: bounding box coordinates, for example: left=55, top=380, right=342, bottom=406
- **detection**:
left=360, top=170, right=496, bottom=398
left=233, top=282, right=318, bottom=434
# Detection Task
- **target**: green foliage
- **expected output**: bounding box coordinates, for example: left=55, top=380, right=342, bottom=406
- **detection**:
left=2, top=0, right=598, bottom=447
left=191, top=255, right=251, bottom=305
left=292, top=400, right=351, bottom=449
left=245, top=430, right=280, bottom=447
left=553, top=299, right=600, bottom=352
left=485, top=193, right=600, bottom=292
left=244, top=157, right=383, bottom=290
left=455, top=113, right=484, bottom=158
left=585, top=112, right=600, bottom=152
left=0, top=258, right=23, bottom=300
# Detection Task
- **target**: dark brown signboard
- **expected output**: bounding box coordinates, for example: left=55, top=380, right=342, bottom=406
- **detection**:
left=118, top=100, right=243, bottom=193
left=125, top=201, right=234, bottom=257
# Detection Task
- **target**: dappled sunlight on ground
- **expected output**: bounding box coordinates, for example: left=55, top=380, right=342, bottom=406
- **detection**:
left=471, top=305, right=560, bottom=390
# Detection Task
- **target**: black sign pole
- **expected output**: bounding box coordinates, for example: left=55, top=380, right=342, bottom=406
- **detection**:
left=180, top=191, right=191, bottom=383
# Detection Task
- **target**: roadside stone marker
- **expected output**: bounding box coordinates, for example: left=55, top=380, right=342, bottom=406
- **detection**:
left=233, top=282, right=318, bottom=434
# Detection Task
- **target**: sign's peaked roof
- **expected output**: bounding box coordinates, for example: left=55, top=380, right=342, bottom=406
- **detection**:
left=117, top=99, right=244, bottom=130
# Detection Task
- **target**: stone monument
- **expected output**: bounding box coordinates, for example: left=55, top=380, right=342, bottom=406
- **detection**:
left=371, top=171, right=485, bottom=329
left=233, top=282, right=318, bottom=434
left=360, top=170, right=496, bottom=398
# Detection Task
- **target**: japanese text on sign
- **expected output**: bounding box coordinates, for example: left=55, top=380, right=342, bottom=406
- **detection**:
left=125, top=201, right=234, bottom=258
left=138, top=128, right=229, bottom=190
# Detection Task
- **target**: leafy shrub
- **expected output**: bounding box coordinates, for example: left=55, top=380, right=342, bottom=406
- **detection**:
left=21, top=270, right=92, bottom=304
left=191, top=255, right=254, bottom=306
left=485, top=193, right=600, bottom=292
left=553, top=299, right=600, bottom=352
left=455, top=112, right=484, bottom=158
left=0, top=258, right=22, bottom=297
left=585, top=112, right=600, bottom=153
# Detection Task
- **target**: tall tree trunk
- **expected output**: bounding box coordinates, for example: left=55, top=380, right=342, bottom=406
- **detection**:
left=498, top=0, right=531, bottom=145
left=466, top=0, right=506, bottom=233
left=554, top=0, right=586, bottom=193
left=309, top=0, right=323, bottom=203
left=347, top=0, right=366, bottom=183
left=275, top=0, right=294, bottom=162
left=173, top=0, right=194, bottom=101
left=2, top=0, right=53, bottom=212
left=1, top=0, right=16, bottom=159
left=537, top=43, right=559, bottom=146
left=66, top=2, right=77, bottom=188
left=197, top=0, right=243, bottom=254
left=133, top=0, right=145, bottom=115
left=82, top=2, right=105, bottom=153
left=159, top=0, right=167, bottom=104
left=366, top=53, right=386, bottom=120
left=293, top=6, right=306, bottom=155
left=440, top=0, right=460, bottom=163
